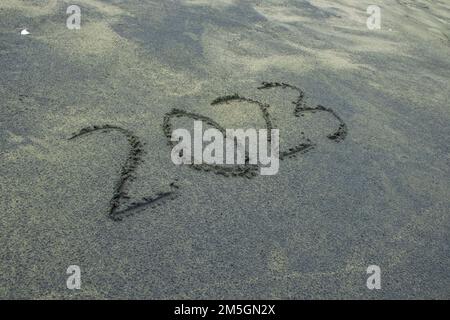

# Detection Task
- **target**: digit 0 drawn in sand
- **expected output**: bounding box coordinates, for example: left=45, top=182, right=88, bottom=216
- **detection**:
left=70, top=81, right=348, bottom=221
left=69, top=125, right=178, bottom=221
left=163, top=108, right=259, bottom=178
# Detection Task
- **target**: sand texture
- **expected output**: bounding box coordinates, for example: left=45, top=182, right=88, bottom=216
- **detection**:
left=0, top=0, right=449, bottom=299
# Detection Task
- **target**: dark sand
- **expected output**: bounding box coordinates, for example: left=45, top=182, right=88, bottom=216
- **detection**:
left=0, top=0, right=449, bottom=299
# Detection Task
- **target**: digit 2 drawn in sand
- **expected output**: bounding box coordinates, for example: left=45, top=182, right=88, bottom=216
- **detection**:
left=70, top=81, right=348, bottom=221
left=68, top=125, right=178, bottom=221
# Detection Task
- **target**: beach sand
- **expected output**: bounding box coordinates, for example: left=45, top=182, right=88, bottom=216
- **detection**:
left=0, top=0, right=449, bottom=298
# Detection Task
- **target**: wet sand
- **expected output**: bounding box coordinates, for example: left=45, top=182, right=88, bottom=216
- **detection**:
left=0, top=0, right=449, bottom=299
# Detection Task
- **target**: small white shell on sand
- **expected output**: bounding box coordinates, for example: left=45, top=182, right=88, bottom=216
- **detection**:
left=20, top=29, right=30, bottom=35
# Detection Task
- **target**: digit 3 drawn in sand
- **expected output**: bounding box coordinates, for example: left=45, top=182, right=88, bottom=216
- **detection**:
left=256, top=82, right=348, bottom=157
left=69, top=81, right=348, bottom=220
left=68, top=125, right=179, bottom=221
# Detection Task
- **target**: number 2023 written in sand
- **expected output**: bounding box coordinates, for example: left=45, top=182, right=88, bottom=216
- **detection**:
left=69, top=82, right=348, bottom=221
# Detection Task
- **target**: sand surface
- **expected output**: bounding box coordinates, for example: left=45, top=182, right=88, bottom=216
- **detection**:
left=0, top=0, right=449, bottom=299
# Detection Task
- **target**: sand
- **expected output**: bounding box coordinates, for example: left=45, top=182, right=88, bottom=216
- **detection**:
left=0, top=0, right=449, bottom=299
